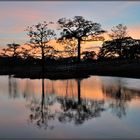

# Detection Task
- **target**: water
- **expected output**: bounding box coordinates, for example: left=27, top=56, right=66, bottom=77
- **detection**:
left=0, top=75, right=140, bottom=138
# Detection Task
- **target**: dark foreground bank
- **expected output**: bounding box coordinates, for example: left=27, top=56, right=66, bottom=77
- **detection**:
left=0, top=59, right=140, bottom=80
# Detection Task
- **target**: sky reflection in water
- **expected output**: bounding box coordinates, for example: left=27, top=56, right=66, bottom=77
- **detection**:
left=0, top=75, right=140, bottom=138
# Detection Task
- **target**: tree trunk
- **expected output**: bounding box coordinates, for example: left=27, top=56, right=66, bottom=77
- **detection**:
left=117, top=39, right=123, bottom=59
left=41, top=47, right=45, bottom=77
left=77, top=38, right=81, bottom=63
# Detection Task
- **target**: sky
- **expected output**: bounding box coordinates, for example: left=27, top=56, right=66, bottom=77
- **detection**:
left=0, top=1, right=140, bottom=49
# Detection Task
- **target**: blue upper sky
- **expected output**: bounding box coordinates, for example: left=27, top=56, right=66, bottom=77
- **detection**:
left=0, top=1, right=140, bottom=48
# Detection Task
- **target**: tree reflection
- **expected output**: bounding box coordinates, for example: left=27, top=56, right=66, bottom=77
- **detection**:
left=57, top=79, right=105, bottom=125
left=102, top=80, right=132, bottom=118
left=8, top=75, right=18, bottom=98
left=7, top=75, right=140, bottom=131
left=28, top=78, right=56, bottom=130
left=27, top=78, right=105, bottom=129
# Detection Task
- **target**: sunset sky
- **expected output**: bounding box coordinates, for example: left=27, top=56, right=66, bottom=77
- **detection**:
left=0, top=1, right=140, bottom=49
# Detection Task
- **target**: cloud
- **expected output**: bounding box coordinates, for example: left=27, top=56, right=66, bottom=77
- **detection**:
left=0, top=1, right=140, bottom=48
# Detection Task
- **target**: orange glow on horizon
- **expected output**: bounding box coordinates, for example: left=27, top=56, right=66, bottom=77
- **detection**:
left=0, top=27, right=140, bottom=57
left=10, top=77, right=105, bottom=101
left=128, top=26, right=140, bottom=39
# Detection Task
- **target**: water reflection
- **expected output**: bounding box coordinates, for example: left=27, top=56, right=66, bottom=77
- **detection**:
left=57, top=79, right=105, bottom=125
left=6, top=76, right=140, bottom=130
left=102, top=78, right=140, bottom=118
left=27, top=78, right=56, bottom=130
left=8, top=75, right=18, bottom=98
left=102, top=79, right=129, bottom=118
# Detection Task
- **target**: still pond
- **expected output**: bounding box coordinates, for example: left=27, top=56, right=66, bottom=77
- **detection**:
left=0, top=75, right=140, bottom=138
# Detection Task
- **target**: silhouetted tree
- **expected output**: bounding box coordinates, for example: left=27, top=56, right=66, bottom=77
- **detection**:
left=98, top=24, right=129, bottom=60
left=82, top=51, right=96, bottom=60
left=7, top=43, right=20, bottom=57
left=57, top=38, right=77, bottom=57
left=44, top=45, right=58, bottom=59
left=1, top=48, right=9, bottom=57
left=109, top=24, right=127, bottom=40
left=98, top=37, right=140, bottom=60
left=98, top=39, right=122, bottom=59
left=124, top=39, right=140, bottom=59
left=19, top=46, right=32, bottom=59
left=58, top=16, right=105, bottom=62
left=26, top=21, right=56, bottom=75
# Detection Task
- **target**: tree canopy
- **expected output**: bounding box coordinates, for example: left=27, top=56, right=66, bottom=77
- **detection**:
left=7, top=43, right=20, bottom=57
left=109, top=24, right=128, bottom=40
left=58, top=16, right=105, bottom=62
left=26, top=21, right=56, bottom=73
left=98, top=37, right=140, bottom=59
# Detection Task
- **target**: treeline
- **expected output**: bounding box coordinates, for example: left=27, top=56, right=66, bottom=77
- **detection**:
left=0, top=16, right=140, bottom=67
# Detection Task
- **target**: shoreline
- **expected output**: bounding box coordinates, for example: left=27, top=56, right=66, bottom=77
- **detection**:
left=0, top=60, right=140, bottom=80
